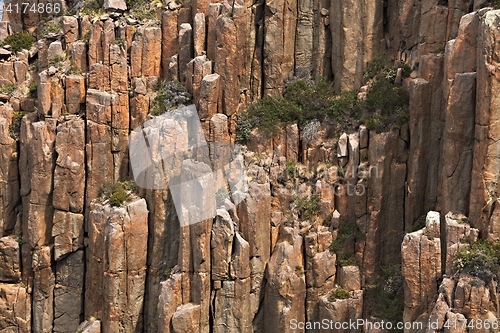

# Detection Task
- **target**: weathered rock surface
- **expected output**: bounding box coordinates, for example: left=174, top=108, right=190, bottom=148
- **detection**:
left=402, top=211, right=442, bottom=325
left=85, top=199, right=148, bottom=333
left=4, top=3, right=500, bottom=333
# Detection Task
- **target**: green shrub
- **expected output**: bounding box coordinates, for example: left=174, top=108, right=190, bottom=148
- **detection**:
left=126, top=0, right=160, bottom=21
left=80, top=0, right=106, bottom=16
left=453, top=240, right=500, bottom=282
left=337, top=252, right=356, bottom=267
left=284, top=78, right=335, bottom=122
left=9, top=111, right=25, bottom=140
left=215, top=187, right=229, bottom=208
left=81, top=31, right=91, bottom=43
left=49, top=55, right=65, bottom=68
left=294, top=194, right=320, bottom=221
left=330, top=221, right=365, bottom=253
left=337, top=166, right=346, bottom=177
left=329, top=221, right=364, bottom=265
left=364, top=52, right=391, bottom=81
left=365, top=78, right=409, bottom=114
left=236, top=55, right=410, bottom=140
left=151, top=81, right=191, bottom=116
left=100, top=181, right=138, bottom=207
left=365, top=264, right=404, bottom=326
left=432, top=46, right=445, bottom=54
left=28, top=83, right=37, bottom=98
left=41, top=18, right=62, bottom=37
left=329, top=288, right=351, bottom=301
left=235, top=116, right=252, bottom=143
left=114, top=38, right=126, bottom=48
left=329, top=90, right=361, bottom=121
left=238, top=96, right=301, bottom=135
left=283, top=161, right=297, bottom=179
left=3, top=32, right=34, bottom=52
left=0, top=84, right=17, bottom=94
left=363, top=77, right=409, bottom=133
left=410, top=215, right=426, bottom=232
left=401, top=63, right=412, bottom=78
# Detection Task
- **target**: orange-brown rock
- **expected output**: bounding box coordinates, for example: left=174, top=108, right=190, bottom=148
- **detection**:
left=402, top=212, right=442, bottom=325
left=19, top=115, right=56, bottom=249
left=53, top=118, right=85, bottom=213
left=0, top=236, right=21, bottom=283
left=469, top=10, right=500, bottom=235
left=264, top=226, right=306, bottom=332
left=0, top=113, right=20, bottom=236
left=0, top=283, right=31, bottom=332
left=85, top=199, right=148, bottom=333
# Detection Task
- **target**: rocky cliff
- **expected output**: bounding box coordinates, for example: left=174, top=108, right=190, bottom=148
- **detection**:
left=0, top=0, right=500, bottom=332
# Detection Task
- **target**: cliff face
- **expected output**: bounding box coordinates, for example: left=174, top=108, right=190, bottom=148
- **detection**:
left=0, top=0, right=500, bottom=332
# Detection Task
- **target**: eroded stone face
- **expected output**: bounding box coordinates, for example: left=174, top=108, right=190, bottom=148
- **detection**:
left=2, top=3, right=500, bottom=333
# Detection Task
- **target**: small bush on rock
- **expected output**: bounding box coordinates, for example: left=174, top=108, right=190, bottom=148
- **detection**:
left=9, top=111, right=25, bottom=140
left=2, top=32, right=34, bottom=52
left=365, top=264, right=404, bottom=328
left=0, top=84, right=17, bottom=95
left=294, top=194, right=320, bottom=221
left=329, top=221, right=364, bottom=266
left=329, top=287, right=351, bottom=301
left=236, top=53, right=410, bottom=141
left=215, top=187, right=229, bottom=208
left=453, top=240, right=500, bottom=282
left=41, top=18, right=62, bottom=37
left=151, top=81, right=192, bottom=116
left=100, top=181, right=138, bottom=207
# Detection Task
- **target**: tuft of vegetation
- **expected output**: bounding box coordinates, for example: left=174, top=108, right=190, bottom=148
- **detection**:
left=65, top=7, right=77, bottom=16
left=151, top=81, right=192, bottom=116
left=80, top=0, right=106, bottom=17
left=81, top=31, right=91, bottom=43
left=294, top=194, right=320, bottom=221
left=329, top=287, right=351, bottom=301
left=68, top=66, right=83, bottom=75
left=235, top=116, right=252, bottom=143
left=364, top=52, right=391, bottom=81
left=236, top=96, right=301, bottom=136
left=282, top=161, right=298, bottom=180
left=41, top=18, right=62, bottom=37
left=0, top=83, right=17, bottom=95
left=410, top=215, right=426, bottom=232
left=215, top=187, right=229, bottom=208
left=431, top=46, right=445, bottom=54
left=127, top=0, right=161, bottom=21
left=164, top=267, right=172, bottom=278
left=2, top=32, right=34, bottom=52
left=453, top=240, right=500, bottom=282
left=337, top=165, right=346, bottom=178
left=9, top=111, right=25, bottom=141
left=365, top=264, right=404, bottom=328
left=100, top=181, right=138, bottom=207
left=28, top=83, right=37, bottom=98
left=49, top=55, right=65, bottom=68
left=113, top=38, right=126, bottom=48
left=329, top=221, right=365, bottom=266
left=401, top=63, right=412, bottom=78
left=236, top=54, right=410, bottom=141
left=362, top=76, right=409, bottom=133
left=16, top=233, right=24, bottom=245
